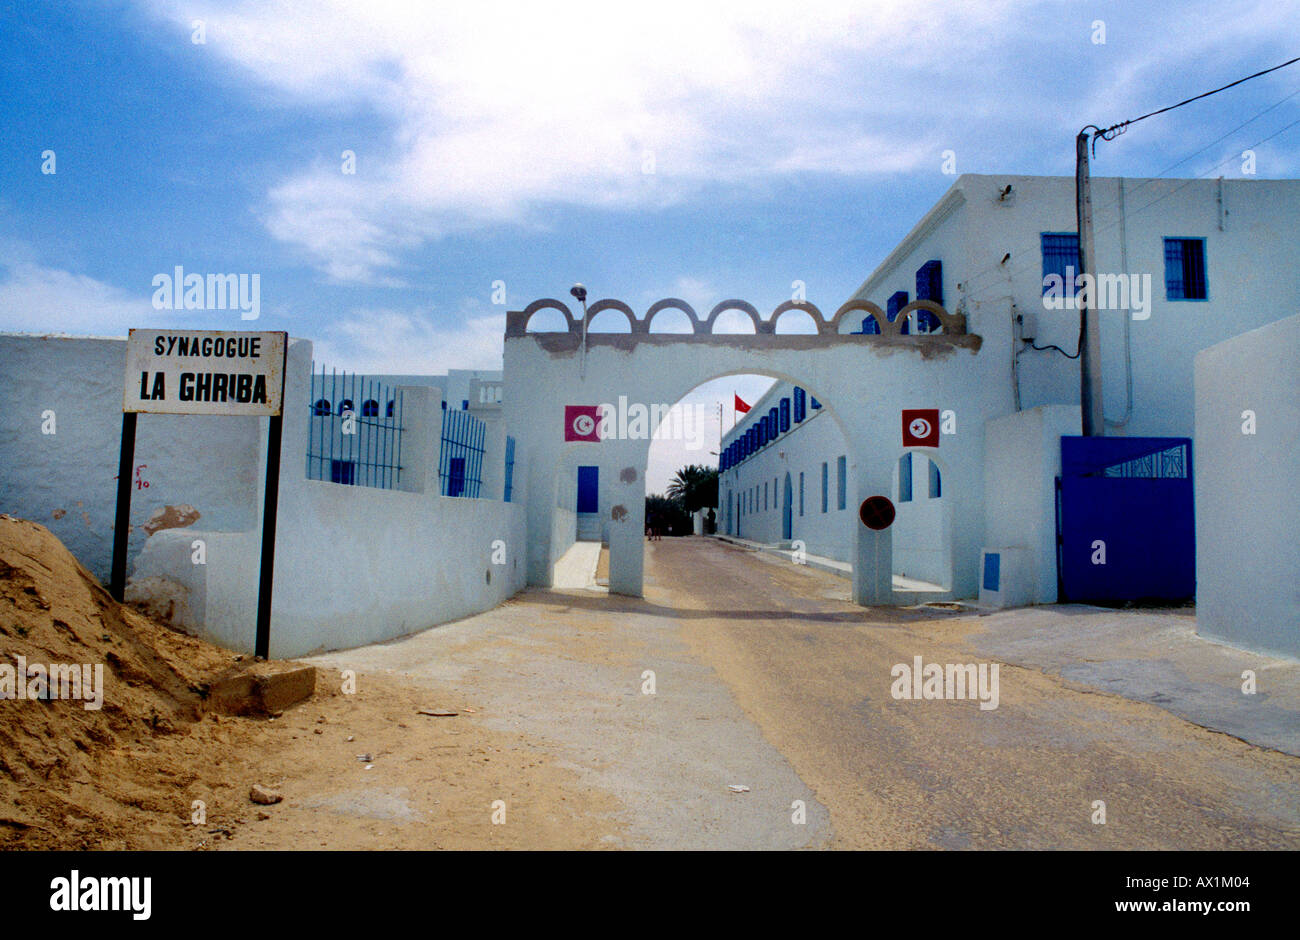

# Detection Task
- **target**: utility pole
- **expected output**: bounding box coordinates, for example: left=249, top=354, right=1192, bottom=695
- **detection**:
left=1075, top=130, right=1104, bottom=436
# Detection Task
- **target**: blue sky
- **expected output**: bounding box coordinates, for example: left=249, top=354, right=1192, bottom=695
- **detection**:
left=2, top=1, right=1298, bottom=487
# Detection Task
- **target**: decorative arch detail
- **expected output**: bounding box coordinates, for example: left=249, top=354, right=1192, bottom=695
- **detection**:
left=505, top=297, right=968, bottom=339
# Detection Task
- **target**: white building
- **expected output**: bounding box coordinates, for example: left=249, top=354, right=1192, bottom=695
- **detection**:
left=720, top=173, right=1300, bottom=618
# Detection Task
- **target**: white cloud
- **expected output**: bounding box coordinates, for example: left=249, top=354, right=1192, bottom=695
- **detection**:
left=132, top=0, right=1300, bottom=287
left=0, top=260, right=156, bottom=335
left=138, top=0, right=1022, bottom=282
left=309, top=303, right=505, bottom=374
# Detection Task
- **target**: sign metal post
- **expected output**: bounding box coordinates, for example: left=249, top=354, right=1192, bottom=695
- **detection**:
left=109, top=412, right=138, bottom=601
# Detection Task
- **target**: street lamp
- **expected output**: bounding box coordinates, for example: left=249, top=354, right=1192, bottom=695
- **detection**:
left=571, top=283, right=589, bottom=379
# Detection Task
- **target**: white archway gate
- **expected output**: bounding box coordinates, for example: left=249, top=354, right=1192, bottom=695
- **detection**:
left=503, top=297, right=1007, bottom=605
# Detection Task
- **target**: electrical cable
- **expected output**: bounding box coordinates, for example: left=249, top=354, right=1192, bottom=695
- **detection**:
left=1093, top=55, right=1300, bottom=143
left=956, top=81, right=1300, bottom=300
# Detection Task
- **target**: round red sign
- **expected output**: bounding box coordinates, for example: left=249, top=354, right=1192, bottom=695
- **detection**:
left=858, top=495, right=896, bottom=530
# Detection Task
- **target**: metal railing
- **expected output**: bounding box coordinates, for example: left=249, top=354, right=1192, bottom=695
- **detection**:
left=440, top=407, right=485, bottom=498
left=307, top=365, right=404, bottom=489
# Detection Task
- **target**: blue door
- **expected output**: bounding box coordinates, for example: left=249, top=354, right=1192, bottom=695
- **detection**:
left=782, top=473, right=793, bottom=540
left=447, top=457, right=466, bottom=497
left=576, top=465, right=599, bottom=513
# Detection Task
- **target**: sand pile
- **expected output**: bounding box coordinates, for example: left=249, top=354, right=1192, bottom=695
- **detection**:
left=0, top=515, right=234, bottom=848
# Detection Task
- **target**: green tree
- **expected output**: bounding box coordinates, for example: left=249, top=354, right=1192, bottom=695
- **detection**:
left=666, top=464, right=718, bottom=514
left=645, top=493, right=691, bottom=536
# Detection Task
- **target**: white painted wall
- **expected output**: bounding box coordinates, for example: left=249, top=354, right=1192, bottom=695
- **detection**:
left=1193, top=314, right=1300, bottom=658
left=550, top=505, right=577, bottom=574
left=0, top=333, right=261, bottom=583
left=982, top=405, right=1081, bottom=604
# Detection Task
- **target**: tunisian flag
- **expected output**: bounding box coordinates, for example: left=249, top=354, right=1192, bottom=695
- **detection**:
left=564, top=405, right=602, bottom=442
left=734, top=394, right=751, bottom=414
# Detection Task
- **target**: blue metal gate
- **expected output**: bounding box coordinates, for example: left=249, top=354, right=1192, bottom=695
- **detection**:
left=1055, top=436, right=1194, bottom=604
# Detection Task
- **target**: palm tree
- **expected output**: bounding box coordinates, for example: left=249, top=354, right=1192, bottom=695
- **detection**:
left=666, top=464, right=718, bottom=514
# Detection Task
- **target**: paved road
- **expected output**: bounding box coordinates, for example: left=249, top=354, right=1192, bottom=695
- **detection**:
left=314, top=537, right=1300, bottom=849
left=654, top=538, right=1300, bottom=849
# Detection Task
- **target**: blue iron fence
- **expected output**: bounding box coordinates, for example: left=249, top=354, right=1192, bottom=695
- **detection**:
left=307, top=365, right=405, bottom=489
left=440, top=406, right=485, bottom=498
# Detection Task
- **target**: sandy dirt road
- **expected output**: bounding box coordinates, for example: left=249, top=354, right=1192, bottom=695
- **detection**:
left=272, top=537, right=1300, bottom=850
left=654, top=539, right=1300, bottom=849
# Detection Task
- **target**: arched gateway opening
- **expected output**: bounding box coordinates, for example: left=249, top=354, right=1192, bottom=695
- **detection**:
left=503, top=295, right=988, bottom=606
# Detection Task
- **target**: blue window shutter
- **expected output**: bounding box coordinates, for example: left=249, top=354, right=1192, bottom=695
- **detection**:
left=915, top=260, right=942, bottom=332
left=899, top=453, right=913, bottom=502
left=1164, top=238, right=1185, bottom=299
left=793, top=387, right=806, bottom=422
left=780, top=398, right=790, bottom=432
left=448, top=457, right=466, bottom=497
left=886, top=290, right=910, bottom=335
left=330, top=459, right=356, bottom=485
left=836, top=455, right=846, bottom=510
left=811, top=396, right=821, bottom=410
left=821, top=462, right=828, bottom=513
left=1042, top=233, right=1079, bottom=298
left=504, top=436, right=516, bottom=502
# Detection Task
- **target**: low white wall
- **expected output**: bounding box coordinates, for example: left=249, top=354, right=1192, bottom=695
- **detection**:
left=266, top=483, right=527, bottom=656
left=126, top=336, right=529, bottom=657
left=129, top=494, right=527, bottom=657
left=1194, top=314, right=1300, bottom=658
left=982, top=404, right=1081, bottom=604
left=126, top=527, right=258, bottom=651
left=550, top=505, right=577, bottom=578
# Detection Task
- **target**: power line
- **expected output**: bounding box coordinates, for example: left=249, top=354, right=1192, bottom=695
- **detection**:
left=1093, top=54, right=1300, bottom=141
left=1124, top=114, right=1300, bottom=219
left=956, top=86, right=1300, bottom=300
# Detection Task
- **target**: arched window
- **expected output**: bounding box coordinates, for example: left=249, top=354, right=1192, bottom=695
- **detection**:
left=362, top=399, right=379, bottom=417
left=312, top=398, right=331, bottom=416
left=338, top=398, right=354, bottom=415
left=386, top=400, right=396, bottom=418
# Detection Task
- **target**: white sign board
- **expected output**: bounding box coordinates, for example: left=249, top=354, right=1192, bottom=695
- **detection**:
left=124, top=329, right=287, bottom=416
